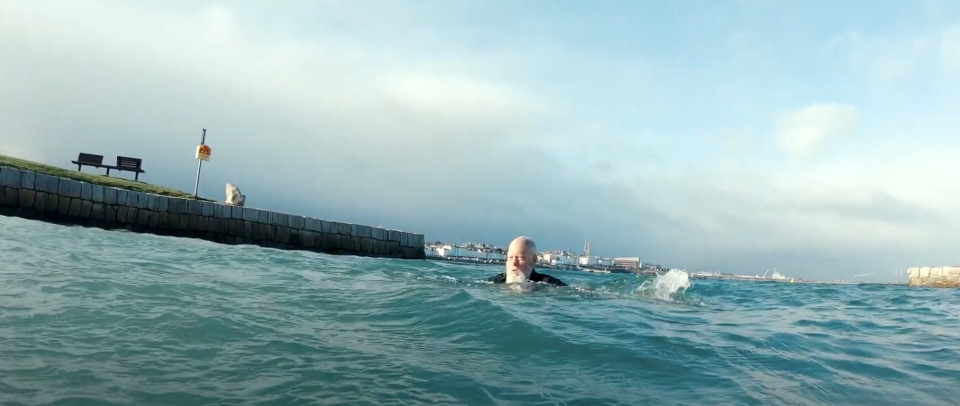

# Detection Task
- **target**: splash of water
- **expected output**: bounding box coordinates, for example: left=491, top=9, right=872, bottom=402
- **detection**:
left=637, top=269, right=691, bottom=302
left=404, top=266, right=696, bottom=303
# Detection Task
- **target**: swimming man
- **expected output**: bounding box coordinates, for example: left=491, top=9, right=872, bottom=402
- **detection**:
left=487, top=236, right=567, bottom=287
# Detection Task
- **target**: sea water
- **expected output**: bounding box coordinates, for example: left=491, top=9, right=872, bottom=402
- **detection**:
left=0, top=215, right=958, bottom=406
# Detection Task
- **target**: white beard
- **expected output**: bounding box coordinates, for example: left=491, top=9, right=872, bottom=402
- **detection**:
left=505, top=270, right=528, bottom=284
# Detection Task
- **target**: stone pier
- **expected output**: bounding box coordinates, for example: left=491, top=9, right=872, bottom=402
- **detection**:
left=907, top=266, right=960, bottom=288
left=0, top=165, right=426, bottom=259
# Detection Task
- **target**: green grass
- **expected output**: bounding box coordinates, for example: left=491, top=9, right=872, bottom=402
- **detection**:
left=0, top=155, right=211, bottom=200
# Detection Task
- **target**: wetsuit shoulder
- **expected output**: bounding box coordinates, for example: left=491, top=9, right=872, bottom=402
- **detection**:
left=531, top=271, right=567, bottom=287
left=487, top=273, right=506, bottom=283
left=541, top=274, right=567, bottom=287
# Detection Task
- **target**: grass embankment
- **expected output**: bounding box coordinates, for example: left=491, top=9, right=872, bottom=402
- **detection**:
left=0, top=155, right=205, bottom=200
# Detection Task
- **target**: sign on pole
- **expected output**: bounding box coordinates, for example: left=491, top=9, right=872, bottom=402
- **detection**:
left=193, top=128, right=210, bottom=197
left=196, top=144, right=212, bottom=161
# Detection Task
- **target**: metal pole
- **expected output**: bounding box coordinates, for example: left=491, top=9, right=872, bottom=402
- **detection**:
left=194, top=128, right=206, bottom=197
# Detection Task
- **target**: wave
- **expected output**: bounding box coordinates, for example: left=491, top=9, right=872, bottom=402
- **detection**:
left=3, top=215, right=960, bottom=406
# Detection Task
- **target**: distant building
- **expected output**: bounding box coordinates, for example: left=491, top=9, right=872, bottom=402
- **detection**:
left=539, top=251, right=577, bottom=266
left=431, top=244, right=505, bottom=262
left=483, top=250, right=506, bottom=262
left=425, top=239, right=646, bottom=270
left=613, top=257, right=641, bottom=270
left=436, top=245, right=461, bottom=258
left=556, top=254, right=576, bottom=266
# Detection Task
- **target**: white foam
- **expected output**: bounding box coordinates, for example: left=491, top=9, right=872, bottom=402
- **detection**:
left=637, top=269, right=691, bottom=302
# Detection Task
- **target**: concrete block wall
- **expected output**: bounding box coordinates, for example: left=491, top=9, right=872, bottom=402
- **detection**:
left=0, top=166, right=426, bottom=260
left=907, top=266, right=960, bottom=288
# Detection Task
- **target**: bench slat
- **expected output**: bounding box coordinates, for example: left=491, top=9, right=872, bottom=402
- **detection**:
left=76, top=153, right=104, bottom=165
left=116, top=156, right=143, bottom=171
left=70, top=153, right=145, bottom=180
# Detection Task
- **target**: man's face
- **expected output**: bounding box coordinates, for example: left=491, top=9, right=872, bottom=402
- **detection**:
left=505, top=242, right=535, bottom=283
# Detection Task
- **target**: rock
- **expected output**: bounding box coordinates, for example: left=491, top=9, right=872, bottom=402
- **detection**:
left=91, top=203, right=105, bottom=220
left=104, top=187, right=118, bottom=205
left=33, top=191, right=47, bottom=211
left=59, top=178, right=81, bottom=198
left=289, top=215, right=305, bottom=230
left=3, top=187, right=18, bottom=207
left=215, top=203, right=229, bottom=219
left=242, top=207, right=260, bottom=223
left=80, top=182, right=92, bottom=200
left=168, top=198, right=187, bottom=214
left=20, top=170, right=35, bottom=190
left=44, top=194, right=59, bottom=213
left=18, top=189, right=36, bottom=209
left=225, top=183, right=246, bottom=206
left=125, top=190, right=139, bottom=208
left=201, top=201, right=215, bottom=217
left=188, top=199, right=203, bottom=215
left=147, top=194, right=160, bottom=211
left=42, top=175, right=59, bottom=194
left=91, top=185, right=104, bottom=203
left=0, top=167, right=21, bottom=188
left=80, top=200, right=93, bottom=219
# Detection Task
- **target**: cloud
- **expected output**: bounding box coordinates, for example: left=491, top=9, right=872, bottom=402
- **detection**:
left=856, top=35, right=931, bottom=83
left=826, top=18, right=960, bottom=90
left=775, top=103, right=858, bottom=157
left=941, top=23, right=960, bottom=69
left=0, top=1, right=564, bottom=240
left=1, top=0, right=959, bottom=282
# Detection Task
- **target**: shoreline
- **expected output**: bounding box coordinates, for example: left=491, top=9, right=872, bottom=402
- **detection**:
left=0, top=155, right=206, bottom=200
left=429, top=257, right=909, bottom=286
left=425, top=256, right=638, bottom=273
left=0, top=164, right=426, bottom=260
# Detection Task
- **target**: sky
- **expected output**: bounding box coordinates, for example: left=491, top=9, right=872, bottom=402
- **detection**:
left=1, top=0, right=959, bottom=282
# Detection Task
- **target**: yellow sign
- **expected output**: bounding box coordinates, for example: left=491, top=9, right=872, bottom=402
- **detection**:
left=196, top=144, right=212, bottom=161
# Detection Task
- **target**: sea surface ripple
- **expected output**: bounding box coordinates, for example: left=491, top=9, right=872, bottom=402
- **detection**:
left=1, top=215, right=959, bottom=405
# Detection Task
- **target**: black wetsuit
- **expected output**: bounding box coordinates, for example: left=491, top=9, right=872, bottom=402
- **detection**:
left=487, top=269, right=567, bottom=287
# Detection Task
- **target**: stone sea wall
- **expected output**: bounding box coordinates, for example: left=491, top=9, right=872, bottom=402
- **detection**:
left=907, top=266, right=960, bottom=288
left=0, top=166, right=426, bottom=259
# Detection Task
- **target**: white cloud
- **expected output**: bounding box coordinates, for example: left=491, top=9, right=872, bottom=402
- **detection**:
left=940, top=23, right=960, bottom=69
left=1, top=0, right=959, bottom=281
left=827, top=19, right=960, bottom=90
left=826, top=30, right=939, bottom=89
left=775, top=103, right=858, bottom=157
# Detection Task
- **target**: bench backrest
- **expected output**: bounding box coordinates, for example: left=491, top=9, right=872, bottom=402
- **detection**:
left=77, top=153, right=104, bottom=165
left=116, top=156, right=143, bottom=170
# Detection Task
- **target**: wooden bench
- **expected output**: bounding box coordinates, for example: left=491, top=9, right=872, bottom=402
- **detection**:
left=71, top=153, right=111, bottom=173
left=114, top=156, right=145, bottom=181
left=70, top=153, right=146, bottom=180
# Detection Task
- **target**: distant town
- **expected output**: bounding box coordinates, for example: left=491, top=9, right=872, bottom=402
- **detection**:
left=424, top=239, right=881, bottom=285
left=424, top=240, right=654, bottom=274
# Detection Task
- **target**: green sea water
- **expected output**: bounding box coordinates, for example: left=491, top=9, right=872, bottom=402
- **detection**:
left=1, top=215, right=958, bottom=405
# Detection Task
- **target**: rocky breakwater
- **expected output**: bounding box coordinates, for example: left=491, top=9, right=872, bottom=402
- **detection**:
left=0, top=165, right=426, bottom=259
left=907, top=266, right=960, bottom=288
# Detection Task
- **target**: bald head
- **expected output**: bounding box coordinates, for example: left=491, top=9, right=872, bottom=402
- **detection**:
left=510, top=236, right=537, bottom=255
left=505, top=236, right=537, bottom=283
